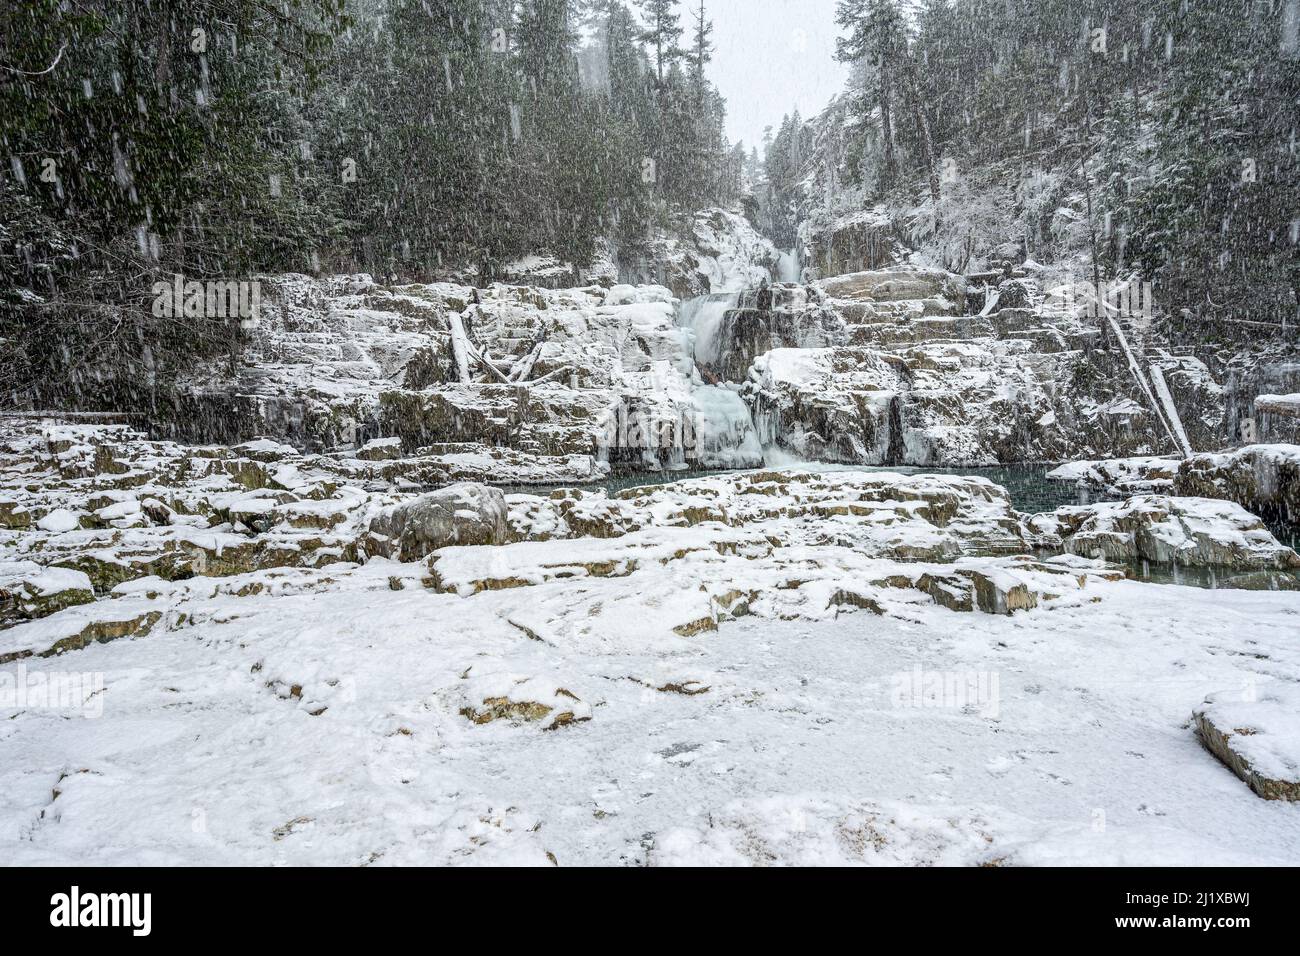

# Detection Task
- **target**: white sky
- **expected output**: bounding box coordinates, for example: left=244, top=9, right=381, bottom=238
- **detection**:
left=701, top=0, right=848, bottom=150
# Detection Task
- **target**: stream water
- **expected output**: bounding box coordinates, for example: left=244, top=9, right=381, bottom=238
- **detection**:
left=504, top=463, right=1087, bottom=512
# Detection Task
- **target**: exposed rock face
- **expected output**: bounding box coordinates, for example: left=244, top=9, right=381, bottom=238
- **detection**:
left=0, top=562, right=95, bottom=625
left=366, top=484, right=510, bottom=561
left=135, top=253, right=1244, bottom=475
left=747, top=347, right=906, bottom=463
left=820, top=267, right=966, bottom=307
left=1028, top=496, right=1300, bottom=570
left=1051, top=445, right=1300, bottom=541
left=166, top=274, right=765, bottom=472
left=1256, top=394, right=1300, bottom=444
left=801, top=208, right=905, bottom=279
left=1194, top=686, right=1300, bottom=801
left=735, top=266, right=1232, bottom=466
left=1174, top=445, right=1300, bottom=526
left=701, top=306, right=845, bottom=382
left=622, top=208, right=781, bottom=299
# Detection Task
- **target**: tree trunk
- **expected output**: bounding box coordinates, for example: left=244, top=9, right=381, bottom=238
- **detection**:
left=902, top=57, right=940, bottom=206
left=879, top=64, right=899, bottom=188
left=154, top=11, right=171, bottom=93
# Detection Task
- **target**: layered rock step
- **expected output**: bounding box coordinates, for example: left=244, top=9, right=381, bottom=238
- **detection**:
left=713, top=266, right=1227, bottom=465
left=5, top=418, right=1296, bottom=667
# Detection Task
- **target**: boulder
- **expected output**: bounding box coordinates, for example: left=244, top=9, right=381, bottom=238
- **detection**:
left=0, top=562, right=96, bottom=625
left=1174, top=445, right=1300, bottom=526
left=1029, top=495, right=1300, bottom=570
left=1194, top=685, right=1300, bottom=800
left=366, top=483, right=510, bottom=562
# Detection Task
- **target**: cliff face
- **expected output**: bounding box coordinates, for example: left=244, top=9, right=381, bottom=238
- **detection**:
left=620, top=207, right=782, bottom=299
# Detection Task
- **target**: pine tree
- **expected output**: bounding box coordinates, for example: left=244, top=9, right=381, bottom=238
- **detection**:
left=835, top=0, right=906, bottom=191
left=636, top=0, right=685, bottom=87
left=686, top=0, right=714, bottom=107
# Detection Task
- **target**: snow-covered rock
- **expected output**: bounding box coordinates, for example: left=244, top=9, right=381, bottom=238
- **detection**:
left=5, top=413, right=1300, bottom=864
left=1028, top=496, right=1300, bottom=570
left=0, top=561, right=95, bottom=625
left=1047, top=456, right=1180, bottom=497
left=366, top=484, right=510, bottom=562
left=624, top=208, right=782, bottom=298
left=1174, top=444, right=1300, bottom=526
left=821, top=266, right=966, bottom=306
left=1194, top=684, right=1300, bottom=801
left=457, top=674, right=592, bottom=731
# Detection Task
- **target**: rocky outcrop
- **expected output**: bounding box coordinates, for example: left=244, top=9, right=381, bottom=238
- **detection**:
left=1174, top=445, right=1300, bottom=526
left=735, top=266, right=1233, bottom=466
left=701, top=306, right=845, bottom=382
left=1194, top=686, right=1300, bottom=800
left=366, top=484, right=510, bottom=562
left=820, top=267, right=966, bottom=308
left=801, top=208, right=905, bottom=279
left=1027, top=496, right=1300, bottom=570
left=1256, top=394, right=1300, bottom=444
left=1047, top=456, right=1179, bottom=497
left=0, top=562, right=95, bottom=625
left=622, top=208, right=781, bottom=300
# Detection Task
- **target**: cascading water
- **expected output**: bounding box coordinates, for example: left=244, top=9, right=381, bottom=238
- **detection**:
left=679, top=291, right=740, bottom=367
left=676, top=291, right=765, bottom=469
left=776, top=248, right=800, bottom=284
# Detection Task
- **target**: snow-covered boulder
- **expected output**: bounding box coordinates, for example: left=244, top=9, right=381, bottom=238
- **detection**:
left=1194, top=684, right=1300, bottom=800
left=1256, top=393, right=1300, bottom=444
left=1028, top=496, right=1300, bottom=570
left=1174, top=445, right=1300, bottom=526
left=365, top=483, right=510, bottom=562
left=0, top=561, right=95, bottom=625
left=1047, top=456, right=1180, bottom=497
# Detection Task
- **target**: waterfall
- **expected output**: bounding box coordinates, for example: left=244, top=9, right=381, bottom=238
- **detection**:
left=676, top=292, right=764, bottom=469
left=691, top=385, right=765, bottom=469
left=776, top=248, right=800, bottom=284
left=679, top=291, right=740, bottom=366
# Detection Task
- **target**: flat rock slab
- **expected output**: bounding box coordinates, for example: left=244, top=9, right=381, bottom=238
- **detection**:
left=1194, top=685, right=1300, bottom=801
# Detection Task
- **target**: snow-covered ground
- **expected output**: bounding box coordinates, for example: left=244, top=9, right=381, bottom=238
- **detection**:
left=3, top=551, right=1299, bottom=866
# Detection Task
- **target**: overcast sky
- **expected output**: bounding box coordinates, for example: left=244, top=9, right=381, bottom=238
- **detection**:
left=702, top=0, right=848, bottom=150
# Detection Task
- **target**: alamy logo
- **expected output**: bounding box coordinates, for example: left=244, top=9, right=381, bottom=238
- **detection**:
left=49, top=886, right=151, bottom=936
left=1058, top=279, right=1154, bottom=320
left=890, top=665, right=1000, bottom=718
left=151, top=274, right=261, bottom=328
left=0, top=664, right=103, bottom=718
